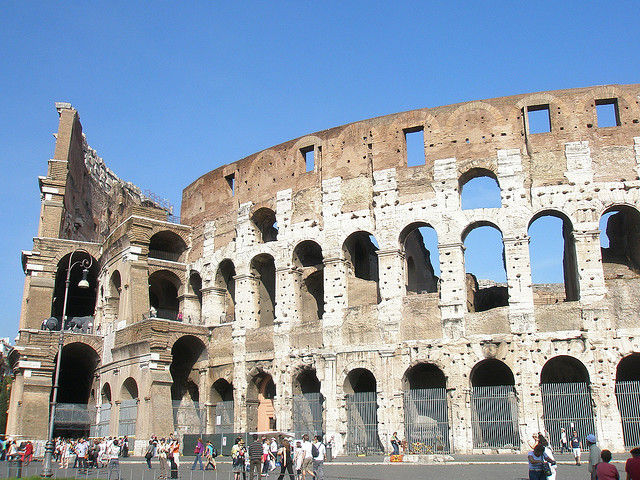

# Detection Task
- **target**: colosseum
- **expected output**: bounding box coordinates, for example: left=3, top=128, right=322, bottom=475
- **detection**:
left=6, top=84, right=640, bottom=456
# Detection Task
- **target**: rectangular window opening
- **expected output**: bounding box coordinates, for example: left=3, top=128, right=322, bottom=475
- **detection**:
left=405, top=127, right=425, bottom=167
left=301, top=146, right=315, bottom=173
left=225, top=173, right=235, bottom=196
left=526, top=105, right=551, bottom=134
left=596, top=98, right=620, bottom=127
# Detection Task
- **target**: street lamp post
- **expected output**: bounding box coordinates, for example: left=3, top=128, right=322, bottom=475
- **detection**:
left=41, top=249, right=93, bottom=477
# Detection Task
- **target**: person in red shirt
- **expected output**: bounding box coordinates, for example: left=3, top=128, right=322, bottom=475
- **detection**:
left=626, top=447, right=640, bottom=480
left=596, top=449, right=619, bottom=480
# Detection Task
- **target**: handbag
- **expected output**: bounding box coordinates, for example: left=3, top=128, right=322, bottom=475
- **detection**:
left=542, top=461, right=552, bottom=476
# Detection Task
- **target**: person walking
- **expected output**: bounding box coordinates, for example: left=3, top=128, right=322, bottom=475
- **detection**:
left=191, top=437, right=204, bottom=470
left=158, top=439, right=169, bottom=480
left=277, top=439, right=295, bottom=480
left=596, top=449, right=620, bottom=480
left=528, top=443, right=555, bottom=480
left=293, top=441, right=304, bottom=480
left=106, top=439, right=121, bottom=480
left=231, top=437, right=247, bottom=480
left=300, top=434, right=313, bottom=480
left=626, top=447, right=640, bottom=480
left=204, top=441, right=217, bottom=470
left=169, top=437, right=180, bottom=479
left=145, top=439, right=155, bottom=469
left=249, top=434, right=264, bottom=480
left=390, top=432, right=400, bottom=455
left=586, top=434, right=601, bottom=480
left=559, top=428, right=568, bottom=454
left=570, top=431, right=582, bottom=465
left=312, top=435, right=326, bottom=480
left=538, top=435, right=556, bottom=480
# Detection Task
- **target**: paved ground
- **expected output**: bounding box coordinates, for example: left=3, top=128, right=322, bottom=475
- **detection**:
left=0, top=453, right=631, bottom=479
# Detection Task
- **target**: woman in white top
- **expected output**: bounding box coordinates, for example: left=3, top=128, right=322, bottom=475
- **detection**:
left=539, top=435, right=556, bottom=480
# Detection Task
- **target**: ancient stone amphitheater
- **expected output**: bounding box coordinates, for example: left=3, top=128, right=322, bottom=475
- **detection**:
left=7, top=84, right=640, bottom=456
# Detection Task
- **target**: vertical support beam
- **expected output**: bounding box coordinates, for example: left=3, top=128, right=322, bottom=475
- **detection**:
left=322, top=257, right=347, bottom=349
left=376, top=249, right=404, bottom=343
left=573, top=230, right=606, bottom=304
left=438, top=243, right=466, bottom=339
left=503, top=236, right=535, bottom=333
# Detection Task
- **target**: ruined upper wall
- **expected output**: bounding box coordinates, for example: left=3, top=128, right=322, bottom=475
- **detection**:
left=181, top=84, right=640, bottom=247
left=50, top=103, right=170, bottom=243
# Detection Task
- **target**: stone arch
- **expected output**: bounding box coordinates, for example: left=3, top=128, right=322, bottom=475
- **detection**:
left=403, top=362, right=447, bottom=391
left=247, top=370, right=277, bottom=432
left=399, top=222, right=439, bottom=294
left=293, top=240, right=325, bottom=322
left=170, top=335, right=207, bottom=402
left=344, top=368, right=381, bottom=454
left=51, top=251, right=99, bottom=321
left=209, top=378, right=234, bottom=433
left=616, top=353, right=640, bottom=382
left=576, top=86, right=640, bottom=127
left=446, top=101, right=504, bottom=129
left=540, top=355, right=590, bottom=384
left=148, top=230, right=188, bottom=262
left=292, top=367, right=324, bottom=437
left=615, top=353, right=640, bottom=448
left=252, top=207, right=278, bottom=243
left=528, top=209, right=580, bottom=301
left=215, top=259, right=236, bottom=323
left=599, top=204, right=640, bottom=277
left=462, top=221, right=508, bottom=312
left=102, top=383, right=112, bottom=403
left=186, top=270, right=203, bottom=323
left=120, top=377, right=139, bottom=401
left=459, top=167, right=501, bottom=210
left=148, top=269, right=182, bottom=320
left=470, top=358, right=515, bottom=387
left=343, top=231, right=380, bottom=306
left=118, top=377, right=139, bottom=437
left=250, top=253, right=276, bottom=327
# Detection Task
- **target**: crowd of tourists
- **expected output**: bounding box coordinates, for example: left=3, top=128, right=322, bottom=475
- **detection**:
left=526, top=430, right=640, bottom=480
left=51, top=435, right=130, bottom=478
left=230, top=433, right=327, bottom=480
left=0, top=438, right=34, bottom=464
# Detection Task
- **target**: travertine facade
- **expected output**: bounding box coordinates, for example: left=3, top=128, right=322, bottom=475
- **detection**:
left=7, top=85, right=640, bottom=455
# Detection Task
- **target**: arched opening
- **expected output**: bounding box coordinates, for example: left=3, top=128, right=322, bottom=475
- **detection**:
left=148, top=230, right=187, bottom=262
left=293, top=241, right=325, bottom=322
left=292, top=369, right=323, bottom=437
left=252, top=207, right=278, bottom=243
left=210, top=379, right=234, bottom=433
left=463, top=223, right=508, bottom=312
left=459, top=168, right=501, bottom=210
left=250, top=254, right=276, bottom=327
left=470, top=359, right=519, bottom=449
left=148, top=270, right=181, bottom=320
left=400, top=223, right=440, bottom=294
left=52, top=342, right=99, bottom=438
left=95, top=383, right=112, bottom=437
left=615, top=354, right=640, bottom=447
left=528, top=211, right=579, bottom=303
left=215, top=260, right=236, bottom=323
left=171, top=335, right=207, bottom=434
left=600, top=205, right=640, bottom=278
left=247, top=372, right=276, bottom=432
left=186, top=271, right=203, bottom=323
left=540, top=356, right=595, bottom=449
left=51, top=252, right=99, bottom=323
left=343, top=232, right=380, bottom=306
left=403, top=363, right=450, bottom=453
left=118, top=377, right=138, bottom=437
left=107, top=270, right=121, bottom=321
left=344, top=368, right=381, bottom=454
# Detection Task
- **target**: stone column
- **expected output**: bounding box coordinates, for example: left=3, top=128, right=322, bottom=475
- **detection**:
left=320, top=354, right=341, bottom=454
left=179, top=292, right=201, bottom=324
left=201, top=286, right=227, bottom=326
left=503, top=236, right=535, bottom=333
left=376, top=250, right=404, bottom=343
left=438, top=242, right=466, bottom=339
left=322, top=257, right=347, bottom=349
left=273, top=267, right=294, bottom=432
left=234, top=273, right=259, bottom=330
left=449, top=384, right=473, bottom=454
left=124, top=260, right=150, bottom=325
left=573, top=229, right=607, bottom=304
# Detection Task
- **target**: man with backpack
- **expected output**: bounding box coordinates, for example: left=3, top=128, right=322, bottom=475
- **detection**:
left=312, top=435, right=326, bottom=480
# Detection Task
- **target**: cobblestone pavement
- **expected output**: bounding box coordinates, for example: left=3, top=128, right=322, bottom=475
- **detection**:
left=0, top=454, right=630, bottom=480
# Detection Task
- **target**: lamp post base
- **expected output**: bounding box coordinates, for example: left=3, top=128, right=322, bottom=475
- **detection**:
left=41, top=439, right=55, bottom=477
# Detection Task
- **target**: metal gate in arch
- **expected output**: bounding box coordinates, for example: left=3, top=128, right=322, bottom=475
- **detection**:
left=471, top=385, right=520, bottom=449
left=118, top=399, right=138, bottom=436
left=212, top=400, right=234, bottom=433
left=541, top=382, right=596, bottom=450
left=615, top=381, right=640, bottom=448
left=172, top=400, right=206, bottom=435
left=346, top=391, right=381, bottom=454
left=403, top=388, right=450, bottom=454
left=293, top=393, right=323, bottom=438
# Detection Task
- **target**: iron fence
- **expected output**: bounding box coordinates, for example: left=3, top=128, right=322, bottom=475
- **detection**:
left=55, top=403, right=94, bottom=428
left=541, top=382, right=596, bottom=450
left=345, top=391, right=381, bottom=454
left=211, top=400, right=234, bottom=433
left=173, top=400, right=207, bottom=435
left=615, top=380, right=640, bottom=448
left=148, top=249, right=182, bottom=262
left=91, top=402, right=111, bottom=437
left=471, top=385, right=520, bottom=449
left=293, top=392, right=324, bottom=438
left=403, top=387, right=450, bottom=454
left=118, top=399, right=138, bottom=436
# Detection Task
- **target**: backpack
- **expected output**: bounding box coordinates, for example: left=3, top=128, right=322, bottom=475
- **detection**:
left=311, top=443, right=319, bottom=458
left=212, top=446, right=218, bottom=458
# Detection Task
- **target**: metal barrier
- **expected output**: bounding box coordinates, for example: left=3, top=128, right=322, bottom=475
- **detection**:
left=55, top=403, right=95, bottom=430
left=471, top=385, right=520, bottom=449
left=91, top=402, right=112, bottom=437
left=616, top=380, right=640, bottom=448
left=403, top=387, right=450, bottom=454
left=118, top=399, right=138, bottom=436
left=541, top=382, right=596, bottom=450
left=345, top=391, right=382, bottom=454
left=173, top=400, right=207, bottom=435
left=211, top=401, right=234, bottom=433
left=293, top=392, right=324, bottom=438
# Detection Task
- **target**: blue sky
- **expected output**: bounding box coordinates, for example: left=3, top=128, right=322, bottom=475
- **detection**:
left=0, top=1, right=637, bottom=340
